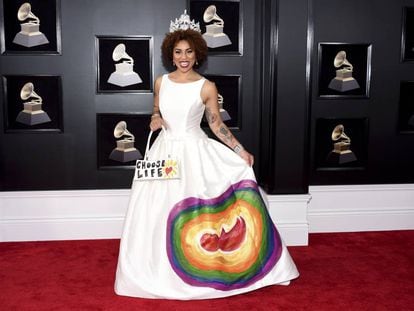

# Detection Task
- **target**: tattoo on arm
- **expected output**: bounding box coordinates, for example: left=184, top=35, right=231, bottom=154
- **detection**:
left=219, top=125, right=228, bottom=135
left=205, top=107, right=218, bottom=124
left=216, top=124, right=234, bottom=145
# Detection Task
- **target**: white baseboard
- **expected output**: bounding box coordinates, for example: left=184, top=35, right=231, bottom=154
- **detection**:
left=2, top=184, right=413, bottom=245
left=266, top=194, right=310, bottom=246
left=0, top=184, right=414, bottom=245
left=0, top=189, right=310, bottom=246
left=0, top=190, right=129, bottom=242
left=308, top=184, right=414, bottom=233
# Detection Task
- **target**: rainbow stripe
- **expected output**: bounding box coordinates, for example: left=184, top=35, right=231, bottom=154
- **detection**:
left=166, top=179, right=282, bottom=290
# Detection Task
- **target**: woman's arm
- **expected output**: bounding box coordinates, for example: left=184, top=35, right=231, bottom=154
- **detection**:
left=150, top=76, right=167, bottom=131
left=201, top=80, right=254, bottom=166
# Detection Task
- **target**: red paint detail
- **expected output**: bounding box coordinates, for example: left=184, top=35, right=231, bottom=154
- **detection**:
left=165, top=167, right=173, bottom=175
left=200, top=233, right=219, bottom=252
left=200, top=217, right=246, bottom=252
left=218, top=217, right=246, bottom=251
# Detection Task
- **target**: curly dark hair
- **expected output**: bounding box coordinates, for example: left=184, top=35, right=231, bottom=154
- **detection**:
left=161, top=29, right=208, bottom=69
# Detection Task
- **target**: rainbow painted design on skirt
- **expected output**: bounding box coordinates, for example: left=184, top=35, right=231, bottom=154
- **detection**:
left=166, top=179, right=282, bottom=290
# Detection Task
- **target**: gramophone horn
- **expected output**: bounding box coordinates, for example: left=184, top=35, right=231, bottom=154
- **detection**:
left=114, top=121, right=126, bottom=138
left=20, top=82, right=42, bottom=103
left=112, top=44, right=133, bottom=64
left=331, top=124, right=351, bottom=143
left=20, top=82, right=34, bottom=100
left=334, top=51, right=353, bottom=70
left=17, top=3, right=40, bottom=24
left=217, top=93, right=224, bottom=108
left=114, top=121, right=135, bottom=141
left=203, top=5, right=224, bottom=26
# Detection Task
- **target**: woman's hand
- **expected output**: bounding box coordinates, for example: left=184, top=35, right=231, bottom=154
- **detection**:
left=239, top=149, right=254, bottom=167
left=149, top=115, right=166, bottom=131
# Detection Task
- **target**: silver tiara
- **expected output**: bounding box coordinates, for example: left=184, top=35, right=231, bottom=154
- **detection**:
left=169, top=10, right=201, bottom=33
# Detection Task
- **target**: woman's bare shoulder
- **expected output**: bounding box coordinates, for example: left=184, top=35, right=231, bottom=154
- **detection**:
left=202, top=79, right=217, bottom=91
left=155, top=75, right=164, bottom=84
left=154, top=75, right=164, bottom=93
left=201, top=79, right=218, bottom=103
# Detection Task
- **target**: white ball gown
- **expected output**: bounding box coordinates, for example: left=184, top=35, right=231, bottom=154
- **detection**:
left=114, top=74, right=299, bottom=300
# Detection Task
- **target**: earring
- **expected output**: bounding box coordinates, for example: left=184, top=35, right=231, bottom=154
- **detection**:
left=173, top=62, right=176, bottom=66
left=196, top=60, right=199, bottom=66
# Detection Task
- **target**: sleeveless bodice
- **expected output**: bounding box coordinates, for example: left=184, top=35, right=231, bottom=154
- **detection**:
left=159, top=74, right=206, bottom=138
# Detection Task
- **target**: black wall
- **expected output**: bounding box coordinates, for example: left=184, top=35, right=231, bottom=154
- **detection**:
left=258, top=0, right=310, bottom=194
left=309, top=0, right=414, bottom=185
left=0, top=0, right=276, bottom=191
left=1, top=0, right=413, bottom=193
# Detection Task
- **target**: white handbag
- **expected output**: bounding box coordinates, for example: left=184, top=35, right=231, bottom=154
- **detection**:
left=134, top=130, right=180, bottom=181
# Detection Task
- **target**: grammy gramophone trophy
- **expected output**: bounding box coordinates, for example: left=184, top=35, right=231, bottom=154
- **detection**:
left=328, top=51, right=360, bottom=92
left=218, top=94, right=231, bottom=121
left=202, top=5, right=232, bottom=48
left=13, top=2, right=49, bottom=47
left=107, top=44, right=142, bottom=87
left=109, top=121, right=142, bottom=162
left=326, top=124, right=357, bottom=164
left=16, top=82, right=51, bottom=125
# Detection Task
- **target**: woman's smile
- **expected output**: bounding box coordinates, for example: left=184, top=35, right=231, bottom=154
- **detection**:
left=179, top=61, right=190, bottom=68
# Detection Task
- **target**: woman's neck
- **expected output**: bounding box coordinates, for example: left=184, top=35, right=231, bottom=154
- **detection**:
left=169, top=69, right=200, bottom=83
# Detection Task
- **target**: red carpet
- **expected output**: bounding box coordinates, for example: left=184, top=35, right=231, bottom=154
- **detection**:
left=1, top=231, right=413, bottom=310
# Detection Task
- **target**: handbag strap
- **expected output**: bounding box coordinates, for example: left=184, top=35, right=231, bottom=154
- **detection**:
left=144, top=131, right=153, bottom=160
left=144, top=126, right=167, bottom=160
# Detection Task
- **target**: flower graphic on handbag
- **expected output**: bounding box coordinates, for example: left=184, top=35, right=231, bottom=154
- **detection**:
left=162, top=159, right=179, bottom=178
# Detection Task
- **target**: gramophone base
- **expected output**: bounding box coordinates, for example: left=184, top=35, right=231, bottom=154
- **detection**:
left=109, top=148, right=142, bottom=163
left=16, top=111, right=51, bottom=125
left=326, top=151, right=357, bottom=165
left=220, top=109, right=231, bottom=121
left=202, top=33, right=232, bottom=48
left=107, top=71, right=142, bottom=87
left=13, top=32, right=49, bottom=47
left=328, top=77, right=360, bottom=92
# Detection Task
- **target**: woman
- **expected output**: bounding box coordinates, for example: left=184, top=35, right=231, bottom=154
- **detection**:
left=151, top=30, right=253, bottom=167
left=115, top=16, right=299, bottom=300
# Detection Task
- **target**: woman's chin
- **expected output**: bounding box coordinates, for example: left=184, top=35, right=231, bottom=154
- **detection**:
left=177, top=66, right=194, bottom=73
